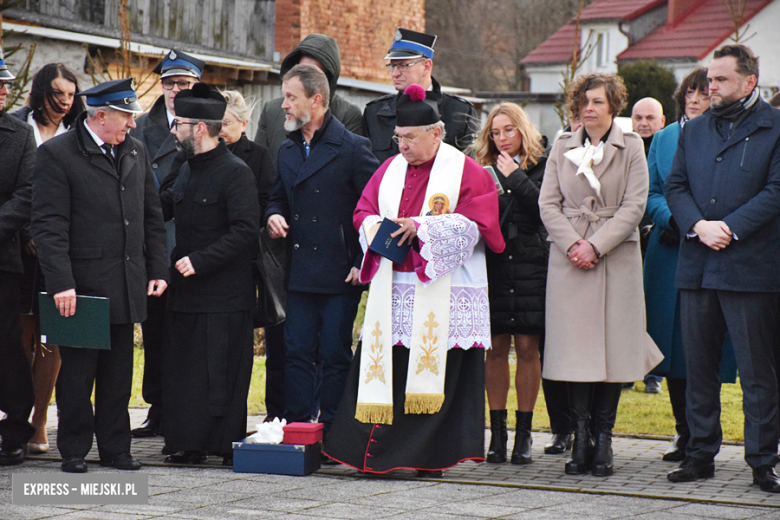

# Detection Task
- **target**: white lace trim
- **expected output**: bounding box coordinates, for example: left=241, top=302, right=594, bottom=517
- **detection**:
left=358, top=215, right=384, bottom=254
left=416, top=214, right=479, bottom=282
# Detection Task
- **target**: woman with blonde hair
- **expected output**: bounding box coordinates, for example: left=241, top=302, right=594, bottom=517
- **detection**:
left=476, top=103, right=571, bottom=464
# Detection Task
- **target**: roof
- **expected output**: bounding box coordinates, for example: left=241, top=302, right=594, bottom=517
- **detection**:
left=521, top=0, right=664, bottom=65
left=3, top=21, right=273, bottom=71
left=618, top=0, right=772, bottom=60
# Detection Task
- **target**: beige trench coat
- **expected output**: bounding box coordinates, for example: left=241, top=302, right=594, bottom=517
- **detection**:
left=539, top=125, right=662, bottom=382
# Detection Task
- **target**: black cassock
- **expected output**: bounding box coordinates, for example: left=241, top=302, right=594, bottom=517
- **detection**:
left=159, top=142, right=260, bottom=457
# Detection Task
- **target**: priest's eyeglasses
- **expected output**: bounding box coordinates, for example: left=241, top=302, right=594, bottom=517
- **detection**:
left=489, top=127, right=517, bottom=140
left=385, top=59, right=425, bottom=73
left=392, top=129, right=431, bottom=146
left=171, top=119, right=199, bottom=130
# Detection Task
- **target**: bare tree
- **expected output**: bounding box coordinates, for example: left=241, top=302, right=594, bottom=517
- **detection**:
left=0, top=0, right=36, bottom=110
left=723, top=0, right=756, bottom=43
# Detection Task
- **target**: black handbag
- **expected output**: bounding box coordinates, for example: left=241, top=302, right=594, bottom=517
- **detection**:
left=252, top=227, right=287, bottom=328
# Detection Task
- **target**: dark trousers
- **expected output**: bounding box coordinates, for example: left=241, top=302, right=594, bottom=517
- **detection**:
left=0, top=274, right=35, bottom=444
left=140, top=292, right=166, bottom=420
left=264, top=322, right=286, bottom=420
left=283, top=290, right=361, bottom=432
left=680, top=289, right=779, bottom=468
left=56, top=323, right=134, bottom=461
left=539, top=334, right=571, bottom=434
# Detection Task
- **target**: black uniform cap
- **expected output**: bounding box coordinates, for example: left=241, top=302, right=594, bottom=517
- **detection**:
left=153, top=49, right=205, bottom=79
left=78, top=78, right=142, bottom=113
left=385, top=28, right=437, bottom=60
left=173, top=82, right=226, bottom=120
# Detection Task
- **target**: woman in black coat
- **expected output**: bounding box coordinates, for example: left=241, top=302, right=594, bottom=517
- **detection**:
left=475, top=103, right=569, bottom=464
left=10, top=63, right=84, bottom=455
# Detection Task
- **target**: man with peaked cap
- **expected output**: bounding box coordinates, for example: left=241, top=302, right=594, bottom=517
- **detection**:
left=363, top=28, right=479, bottom=164
left=254, top=33, right=364, bottom=424
left=158, top=83, right=260, bottom=465
left=32, top=78, right=169, bottom=473
left=129, top=49, right=204, bottom=439
left=265, top=64, right=378, bottom=438
left=0, top=46, right=37, bottom=466
left=324, top=84, right=505, bottom=477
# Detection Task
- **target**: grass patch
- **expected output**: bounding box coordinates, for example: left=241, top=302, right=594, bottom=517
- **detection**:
left=131, top=317, right=746, bottom=441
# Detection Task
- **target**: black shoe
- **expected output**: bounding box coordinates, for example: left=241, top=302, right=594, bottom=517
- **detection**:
left=644, top=378, right=662, bottom=394
left=667, top=457, right=714, bottom=482
left=662, top=434, right=689, bottom=462
left=131, top=415, right=160, bottom=438
left=62, top=456, right=88, bottom=473
left=565, top=424, right=593, bottom=475
left=164, top=450, right=208, bottom=464
left=511, top=411, right=533, bottom=465
left=486, top=409, right=507, bottom=463
left=544, top=433, right=573, bottom=455
left=416, top=469, right=443, bottom=478
left=753, top=465, right=780, bottom=493
left=101, top=452, right=142, bottom=470
left=321, top=452, right=339, bottom=465
left=0, top=441, right=27, bottom=466
left=591, top=432, right=613, bottom=477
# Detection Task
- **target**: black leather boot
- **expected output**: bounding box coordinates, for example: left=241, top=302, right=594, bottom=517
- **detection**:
left=663, top=378, right=689, bottom=462
left=486, top=410, right=508, bottom=463
left=591, top=383, right=621, bottom=477
left=511, top=411, right=533, bottom=464
left=565, top=382, right=594, bottom=475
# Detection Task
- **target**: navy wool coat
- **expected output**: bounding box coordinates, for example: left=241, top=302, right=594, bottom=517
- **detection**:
left=665, top=100, right=780, bottom=292
left=265, top=114, right=379, bottom=294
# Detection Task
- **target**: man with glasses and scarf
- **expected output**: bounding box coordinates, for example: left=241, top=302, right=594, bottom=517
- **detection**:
left=363, top=28, right=478, bottom=164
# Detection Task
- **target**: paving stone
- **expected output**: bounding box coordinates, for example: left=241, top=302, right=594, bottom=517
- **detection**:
left=229, top=496, right=328, bottom=512
left=670, top=503, right=777, bottom=519
left=0, top=505, right=77, bottom=520
left=287, top=502, right=401, bottom=519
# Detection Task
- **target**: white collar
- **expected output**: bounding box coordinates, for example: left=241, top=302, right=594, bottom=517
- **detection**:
left=27, top=111, right=67, bottom=147
left=166, top=109, right=175, bottom=129
left=83, top=119, right=109, bottom=153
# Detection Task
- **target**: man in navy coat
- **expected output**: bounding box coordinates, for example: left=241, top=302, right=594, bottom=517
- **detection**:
left=266, top=64, right=379, bottom=435
left=665, top=44, right=780, bottom=491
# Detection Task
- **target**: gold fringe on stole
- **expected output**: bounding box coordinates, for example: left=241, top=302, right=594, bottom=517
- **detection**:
left=404, top=393, right=445, bottom=414
left=355, top=403, right=394, bottom=425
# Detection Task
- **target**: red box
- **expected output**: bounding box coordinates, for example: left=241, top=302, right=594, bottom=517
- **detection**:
left=282, top=422, right=323, bottom=445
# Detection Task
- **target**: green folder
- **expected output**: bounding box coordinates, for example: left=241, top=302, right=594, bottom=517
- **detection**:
left=38, top=293, right=111, bottom=350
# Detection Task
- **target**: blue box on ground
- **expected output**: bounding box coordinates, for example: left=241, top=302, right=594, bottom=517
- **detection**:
left=232, top=439, right=321, bottom=475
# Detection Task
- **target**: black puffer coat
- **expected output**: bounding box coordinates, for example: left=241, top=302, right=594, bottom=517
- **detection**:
left=486, top=146, right=550, bottom=335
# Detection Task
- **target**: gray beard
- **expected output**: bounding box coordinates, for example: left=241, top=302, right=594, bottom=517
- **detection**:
left=283, top=111, right=310, bottom=133
left=174, top=134, right=195, bottom=154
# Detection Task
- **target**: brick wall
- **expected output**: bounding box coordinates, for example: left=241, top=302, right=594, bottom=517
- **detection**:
left=274, top=0, right=425, bottom=84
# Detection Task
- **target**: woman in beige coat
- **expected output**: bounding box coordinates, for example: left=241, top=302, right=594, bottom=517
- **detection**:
left=539, top=73, right=662, bottom=477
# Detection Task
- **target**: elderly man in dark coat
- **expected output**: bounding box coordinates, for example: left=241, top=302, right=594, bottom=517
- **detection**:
left=32, top=78, right=169, bottom=473
left=665, top=44, right=780, bottom=492
left=266, top=64, right=379, bottom=435
left=129, top=49, right=204, bottom=438
left=159, top=83, right=260, bottom=465
left=363, top=28, right=478, bottom=164
left=0, top=48, right=37, bottom=466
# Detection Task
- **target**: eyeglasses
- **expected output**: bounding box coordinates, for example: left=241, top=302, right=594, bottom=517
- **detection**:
left=0, top=80, right=13, bottom=90
left=489, top=127, right=517, bottom=140
left=161, top=79, right=195, bottom=91
left=385, top=59, right=425, bottom=73
left=392, top=129, right=431, bottom=146
left=171, top=119, right=199, bottom=130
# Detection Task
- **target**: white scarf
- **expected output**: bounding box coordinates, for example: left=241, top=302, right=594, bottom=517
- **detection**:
left=563, top=139, right=605, bottom=196
left=355, top=143, right=465, bottom=424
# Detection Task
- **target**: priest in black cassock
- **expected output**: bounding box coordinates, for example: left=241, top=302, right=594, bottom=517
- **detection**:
left=159, top=83, right=260, bottom=465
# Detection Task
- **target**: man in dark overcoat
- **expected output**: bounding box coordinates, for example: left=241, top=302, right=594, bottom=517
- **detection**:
left=665, top=44, right=780, bottom=491
left=159, top=83, right=260, bottom=465
left=363, top=28, right=478, bottom=164
left=266, top=64, right=379, bottom=435
left=32, top=78, right=169, bottom=473
left=129, top=49, right=203, bottom=438
left=0, top=48, right=37, bottom=466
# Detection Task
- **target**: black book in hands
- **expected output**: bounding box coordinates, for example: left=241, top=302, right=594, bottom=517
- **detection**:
left=366, top=218, right=413, bottom=265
